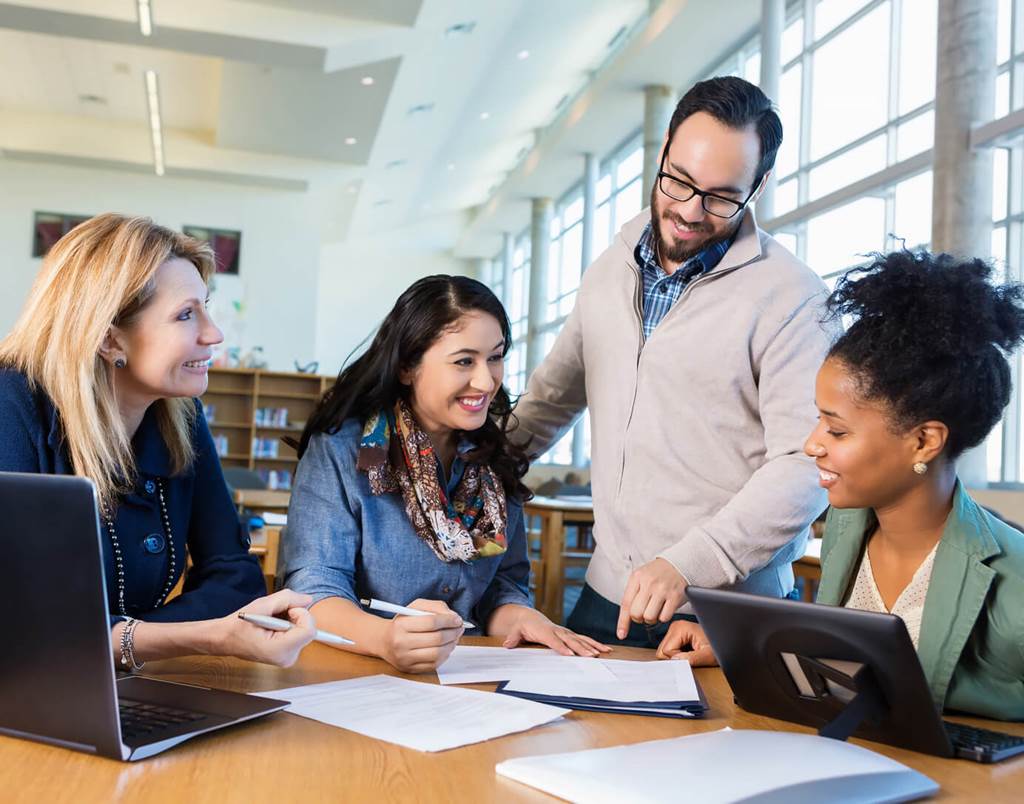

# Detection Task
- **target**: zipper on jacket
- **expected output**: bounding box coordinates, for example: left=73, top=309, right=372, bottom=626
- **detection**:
left=615, top=261, right=645, bottom=500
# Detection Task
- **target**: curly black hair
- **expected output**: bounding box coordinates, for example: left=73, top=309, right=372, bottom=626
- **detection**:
left=826, top=250, right=1024, bottom=459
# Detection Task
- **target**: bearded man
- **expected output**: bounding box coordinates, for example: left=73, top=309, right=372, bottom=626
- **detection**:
left=512, top=76, right=837, bottom=654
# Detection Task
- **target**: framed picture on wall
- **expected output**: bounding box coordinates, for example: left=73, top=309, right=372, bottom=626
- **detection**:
left=32, top=211, right=91, bottom=257
left=183, top=225, right=242, bottom=275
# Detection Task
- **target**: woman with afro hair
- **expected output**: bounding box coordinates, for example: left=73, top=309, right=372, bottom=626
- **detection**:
left=659, top=249, right=1024, bottom=720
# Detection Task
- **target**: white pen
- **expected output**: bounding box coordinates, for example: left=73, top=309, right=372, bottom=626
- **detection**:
left=238, top=613, right=355, bottom=647
left=360, top=598, right=475, bottom=630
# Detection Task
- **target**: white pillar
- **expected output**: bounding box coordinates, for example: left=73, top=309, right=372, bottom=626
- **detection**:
left=501, top=231, right=514, bottom=307
left=580, top=152, right=598, bottom=274
left=526, top=197, right=553, bottom=376
left=642, top=85, right=674, bottom=201
left=931, top=0, right=998, bottom=487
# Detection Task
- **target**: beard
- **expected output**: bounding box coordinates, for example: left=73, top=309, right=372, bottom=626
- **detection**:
left=650, top=186, right=742, bottom=266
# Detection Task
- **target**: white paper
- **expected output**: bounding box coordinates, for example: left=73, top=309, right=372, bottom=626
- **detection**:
left=503, top=657, right=700, bottom=703
left=495, top=729, right=939, bottom=804
left=436, top=645, right=617, bottom=686
left=256, top=674, right=568, bottom=752
left=261, top=511, right=288, bottom=526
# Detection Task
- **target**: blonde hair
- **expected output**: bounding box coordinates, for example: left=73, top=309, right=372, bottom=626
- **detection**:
left=0, top=213, right=215, bottom=509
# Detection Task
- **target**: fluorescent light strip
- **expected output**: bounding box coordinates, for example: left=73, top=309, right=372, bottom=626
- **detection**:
left=137, top=0, right=153, bottom=37
left=145, top=70, right=165, bottom=176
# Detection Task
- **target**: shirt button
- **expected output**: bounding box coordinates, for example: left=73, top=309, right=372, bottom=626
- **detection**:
left=143, top=480, right=156, bottom=495
left=143, top=533, right=166, bottom=554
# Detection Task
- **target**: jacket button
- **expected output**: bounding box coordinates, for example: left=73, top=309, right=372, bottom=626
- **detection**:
left=143, top=533, right=166, bottom=554
left=143, top=480, right=156, bottom=495
left=442, top=585, right=452, bottom=595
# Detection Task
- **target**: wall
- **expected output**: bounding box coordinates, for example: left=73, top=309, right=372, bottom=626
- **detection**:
left=0, top=158, right=321, bottom=371
left=314, top=232, right=473, bottom=376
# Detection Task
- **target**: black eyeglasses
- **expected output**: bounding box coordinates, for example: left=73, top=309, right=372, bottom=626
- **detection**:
left=656, top=153, right=757, bottom=219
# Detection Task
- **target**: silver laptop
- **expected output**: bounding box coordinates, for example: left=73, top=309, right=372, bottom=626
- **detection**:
left=0, top=471, right=287, bottom=761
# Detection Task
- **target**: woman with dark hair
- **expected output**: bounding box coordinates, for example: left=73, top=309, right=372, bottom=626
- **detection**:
left=281, top=275, right=608, bottom=673
left=658, top=251, right=1024, bottom=720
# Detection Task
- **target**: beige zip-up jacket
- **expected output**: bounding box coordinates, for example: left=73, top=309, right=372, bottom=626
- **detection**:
left=514, top=207, right=837, bottom=607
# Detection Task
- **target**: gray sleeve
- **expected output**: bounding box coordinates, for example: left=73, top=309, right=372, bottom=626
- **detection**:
left=659, top=293, right=836, bottom=589
left=280, top=433, right=362, bottom=606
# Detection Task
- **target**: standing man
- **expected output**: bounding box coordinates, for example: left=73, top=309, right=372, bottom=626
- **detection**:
left=513, top=77, right=834, bottom=653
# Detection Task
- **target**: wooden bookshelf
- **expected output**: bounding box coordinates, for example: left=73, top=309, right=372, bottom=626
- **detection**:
left=201, top=367, right=333, bottom=490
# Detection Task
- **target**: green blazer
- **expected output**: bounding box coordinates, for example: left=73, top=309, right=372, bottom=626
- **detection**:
left=816, top=480, right=1024, bottom=720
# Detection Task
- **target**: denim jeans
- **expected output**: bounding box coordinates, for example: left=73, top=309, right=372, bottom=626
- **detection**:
left=566, top=583, right=697, bottom=648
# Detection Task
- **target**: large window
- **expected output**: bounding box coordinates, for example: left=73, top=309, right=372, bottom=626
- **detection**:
left=505, top=234, right=531, bottom=397
left=769, top=0, right=939, bottom=280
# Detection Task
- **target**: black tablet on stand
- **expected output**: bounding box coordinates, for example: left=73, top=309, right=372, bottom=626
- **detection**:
left=687, top=586, right=1024, bottom=763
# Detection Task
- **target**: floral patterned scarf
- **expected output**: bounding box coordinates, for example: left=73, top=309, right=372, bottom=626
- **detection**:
left=356, top=400, right=508, bottom=562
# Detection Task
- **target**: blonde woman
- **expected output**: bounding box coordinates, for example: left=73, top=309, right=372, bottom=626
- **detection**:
left=0, top=213, right=314, bottom=668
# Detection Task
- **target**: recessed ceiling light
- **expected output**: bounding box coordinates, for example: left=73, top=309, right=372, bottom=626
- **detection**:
left=447, top=163, right=456, bottom=171
left=517, top=50, right=529, bottom=60
left=137, top=0, right=152, bottom=37
left=347, top=185, right=358, bottom=194
left=479, top=112, right=490, bottom=120
left=344, top=137, right=357, bottom=145
left=360, top=76, right=374, bottom=86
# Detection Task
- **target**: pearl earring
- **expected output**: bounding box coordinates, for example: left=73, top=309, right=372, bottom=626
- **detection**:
left=913, top=461, right=928, bottom=475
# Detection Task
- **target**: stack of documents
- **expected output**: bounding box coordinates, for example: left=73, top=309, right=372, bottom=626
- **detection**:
left=256, top=674, right=568, bottom=752
left=495, top=729, right=939, bottom=803
left=436, top=647, right=706, bottom=718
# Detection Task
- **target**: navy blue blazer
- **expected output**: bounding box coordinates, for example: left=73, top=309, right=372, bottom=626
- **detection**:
left=0, top=368, right=265, bottom=626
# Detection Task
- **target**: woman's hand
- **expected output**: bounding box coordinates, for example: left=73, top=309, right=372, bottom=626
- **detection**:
left=500, top=607, right=611, bottom=657
left=381, top=599, right=465, bottom=674
left=212, top=589, right=317, bottom=667
left=655, top=620, right=717, bottom=666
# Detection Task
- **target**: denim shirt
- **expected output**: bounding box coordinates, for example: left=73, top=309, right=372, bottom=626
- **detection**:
left=0, top=369, right=265, bottom=627
left=280, top=418, right=531, bottom=633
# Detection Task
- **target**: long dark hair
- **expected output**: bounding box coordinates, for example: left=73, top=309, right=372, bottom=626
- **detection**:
left=298, top=274, right=532, bottom=502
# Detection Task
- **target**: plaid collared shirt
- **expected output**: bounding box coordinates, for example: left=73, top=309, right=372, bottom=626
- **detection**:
left=633, top=222, right=733, bottom=340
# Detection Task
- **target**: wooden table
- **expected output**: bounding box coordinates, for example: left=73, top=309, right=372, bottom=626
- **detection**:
left=4, top=638, right=1020, bottom=802
left=231, top=488, right=291, bottom=515
left=523, top=496, right=595, bottom=623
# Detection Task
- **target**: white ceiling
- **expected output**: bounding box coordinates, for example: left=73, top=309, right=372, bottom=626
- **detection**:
left=0, top=0, right=761, bottom=252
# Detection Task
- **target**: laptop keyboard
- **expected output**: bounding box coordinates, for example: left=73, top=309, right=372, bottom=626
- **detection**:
left=119, top=699, right=206, bottom=741
left=944, top=720, right=1024, bottom=763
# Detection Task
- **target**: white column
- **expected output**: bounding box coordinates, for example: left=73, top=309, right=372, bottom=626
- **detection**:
left=571, top=154, right=599, bottom=467
left=642, top=85, right=674, bottom=200
left=931, top=0, right=998, bottom=487
left=526, top=197, right=553, bottom=376
left=501, top=231, right=514, bottom=307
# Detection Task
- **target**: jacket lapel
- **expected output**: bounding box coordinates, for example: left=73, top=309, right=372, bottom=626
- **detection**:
left=916, top=482, right=1000, bottom=707
left=814, top=507, right=872, bottom=606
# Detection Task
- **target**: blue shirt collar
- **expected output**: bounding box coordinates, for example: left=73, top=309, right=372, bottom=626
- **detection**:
left=634, top=221, right=733, bottom=281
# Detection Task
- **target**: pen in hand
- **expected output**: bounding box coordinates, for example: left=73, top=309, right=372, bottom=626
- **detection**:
left=238, top=613, right=355, bottom=647
left=360, top=598, right=475, bottom=630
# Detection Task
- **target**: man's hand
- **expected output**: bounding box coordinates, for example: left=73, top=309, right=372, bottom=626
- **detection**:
left=616, top=557, right=687, bottom=639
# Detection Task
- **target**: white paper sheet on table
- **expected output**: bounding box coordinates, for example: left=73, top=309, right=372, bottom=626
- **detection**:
left=495, top=729, right=939, bottom=804
left=255, top=674, right=569, bottom=752
left=436, top=645, right=617, bottom=685
left=503, top=657, right=700, bottom=703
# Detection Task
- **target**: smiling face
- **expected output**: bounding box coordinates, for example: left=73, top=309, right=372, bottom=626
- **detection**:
left=402, top=310, right=506, bottom=447
left=804, top=358, right=936, bottom=510
left=652, top=111, right=761, bottom=271
left=110, top=257, right=223, bottom=405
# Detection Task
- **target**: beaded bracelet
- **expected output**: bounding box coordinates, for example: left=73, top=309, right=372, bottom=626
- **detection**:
left=120, top=617, right=145, bottom=672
